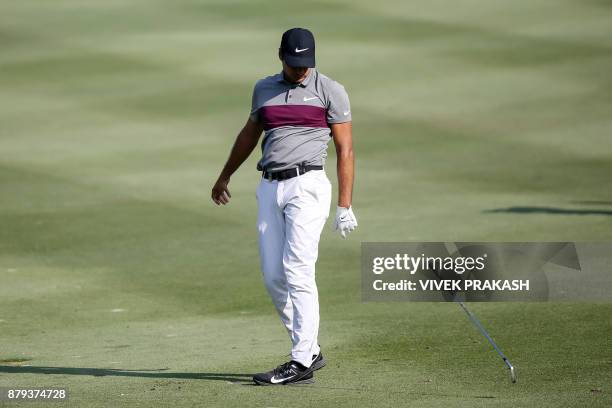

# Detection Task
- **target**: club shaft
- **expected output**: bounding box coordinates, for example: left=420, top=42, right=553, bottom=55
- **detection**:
left=457, top=301, right=513, bottom=370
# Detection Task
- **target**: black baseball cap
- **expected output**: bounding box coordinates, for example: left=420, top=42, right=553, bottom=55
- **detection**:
left=280, top=28, right=315, bottom=68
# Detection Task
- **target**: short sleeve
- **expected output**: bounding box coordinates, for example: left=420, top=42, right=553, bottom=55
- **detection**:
left=326, top=82, right=351, bottom=124
left=249, top=82, right=260, bottom=123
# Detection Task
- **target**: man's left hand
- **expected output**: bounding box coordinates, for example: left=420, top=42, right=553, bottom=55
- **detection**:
left=333, top=206, right=358, bottom=238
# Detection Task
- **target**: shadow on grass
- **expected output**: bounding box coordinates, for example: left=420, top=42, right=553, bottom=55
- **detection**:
left=1, top=365, right=502, bottom=397
left=484, top=206, right=612, bottom=216
left=0, top=365, right=253, bottom=384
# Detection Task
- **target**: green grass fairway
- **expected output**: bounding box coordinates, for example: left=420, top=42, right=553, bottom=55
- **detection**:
left=1, top=1, right=612, bottom=406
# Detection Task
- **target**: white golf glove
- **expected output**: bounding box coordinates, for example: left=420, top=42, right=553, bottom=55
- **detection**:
left=333, top=206, right=358, bottom=239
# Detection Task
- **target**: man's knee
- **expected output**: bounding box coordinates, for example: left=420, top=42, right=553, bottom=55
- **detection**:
left=284, top=266, right=317, bottom=293
left=263, top=270, right=286, bottom=291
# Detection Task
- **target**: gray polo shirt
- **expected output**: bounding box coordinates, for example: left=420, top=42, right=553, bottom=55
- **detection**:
left=249, top=69, right=351, bottom=171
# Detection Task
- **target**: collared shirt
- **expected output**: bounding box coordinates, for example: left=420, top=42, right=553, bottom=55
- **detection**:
left=249, top=69, right=351, bottom=171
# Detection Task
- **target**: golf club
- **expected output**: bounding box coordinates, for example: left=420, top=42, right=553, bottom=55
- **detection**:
left=457, top=301, right=517, bottom=383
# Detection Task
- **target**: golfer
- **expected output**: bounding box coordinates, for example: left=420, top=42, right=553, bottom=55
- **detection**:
left=211, top=27, right=357, bottom=385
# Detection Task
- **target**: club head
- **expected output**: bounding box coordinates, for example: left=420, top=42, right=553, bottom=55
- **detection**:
left=509, top=365, right=517, bottom=383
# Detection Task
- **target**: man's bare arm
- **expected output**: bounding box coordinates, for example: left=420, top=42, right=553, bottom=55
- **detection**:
left=331, top=121, right=354, bottom=208
left=212, top=118, right=263, bottom=205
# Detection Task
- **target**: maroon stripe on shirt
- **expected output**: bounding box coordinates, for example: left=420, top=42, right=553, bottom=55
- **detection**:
left=259, top=104, right=328, bottom=131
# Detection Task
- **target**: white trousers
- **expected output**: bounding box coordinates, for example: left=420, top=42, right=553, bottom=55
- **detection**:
left=256, top=170, right=331, bottom=367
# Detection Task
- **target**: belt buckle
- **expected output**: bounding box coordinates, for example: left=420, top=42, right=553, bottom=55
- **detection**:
left=266, top=172, right=273, bottom=181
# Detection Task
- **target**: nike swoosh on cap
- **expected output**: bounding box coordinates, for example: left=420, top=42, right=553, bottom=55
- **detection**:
left=343, top=110, right=350, bottom=115
left=303, top=96, right=318, bottom=101
left=295, top=47, right=309, bottom=53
